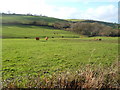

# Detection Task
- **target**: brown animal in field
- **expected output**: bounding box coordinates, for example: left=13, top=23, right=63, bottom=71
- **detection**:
left=45, top=37, right=49, bottom=40
left=36, top=37, right=39, bottom=40
left=94, top=38, right=102, bottom=41
left=95, top=39, right=98, bottom=41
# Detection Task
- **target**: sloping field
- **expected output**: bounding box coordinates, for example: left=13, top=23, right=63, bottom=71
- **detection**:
left=1, top=14, right=67, bottom=25
left=2, top=25, right=80, bottom=38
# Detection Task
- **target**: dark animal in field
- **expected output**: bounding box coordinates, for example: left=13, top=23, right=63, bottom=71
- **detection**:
left=24, top=37, right=29, bottom=39
left=36, top=37, right=39, bottom=40
left=62, top=36, right=64, bottom=38
left=52, top=37, right=54, bottom=38
left=94, top=38, right=102, bottom=41
left=45, top=37, right=49, bottom=40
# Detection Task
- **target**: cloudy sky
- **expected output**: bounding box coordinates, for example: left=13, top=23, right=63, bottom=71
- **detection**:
left=0, top=0, right=119, bottom=23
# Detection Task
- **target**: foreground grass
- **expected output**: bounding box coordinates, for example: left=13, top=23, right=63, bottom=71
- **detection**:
left=2, top=61, right=119, bottom=88
left=2, top=37, right=119, bottom=88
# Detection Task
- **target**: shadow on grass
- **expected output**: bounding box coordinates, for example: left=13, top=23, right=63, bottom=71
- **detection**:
left=2, top=23, right=56, bottom=29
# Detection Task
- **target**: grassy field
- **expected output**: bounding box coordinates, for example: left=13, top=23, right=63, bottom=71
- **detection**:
left=1, top=14, right=119, bottom=88
left=2, top=37, right=119, bottom=88
left=2, top=25, right=79, bottom=38
left=1, top=14, right=67, bottom=25
left=66, top=19, right=85, bottom=22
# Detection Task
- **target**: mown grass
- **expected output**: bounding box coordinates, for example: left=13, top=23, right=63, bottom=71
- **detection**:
left=2, top=37, right=119, bottom=88
left=2, top=25, right=80, bottom=38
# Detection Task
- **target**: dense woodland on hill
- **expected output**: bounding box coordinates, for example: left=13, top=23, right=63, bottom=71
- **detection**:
left=1, top=13, right=120, bottom=37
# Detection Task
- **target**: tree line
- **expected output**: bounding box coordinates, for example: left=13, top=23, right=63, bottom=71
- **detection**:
left=52, top=22, right=119, bottom=37
left=68, top=22, right=119, bottom=37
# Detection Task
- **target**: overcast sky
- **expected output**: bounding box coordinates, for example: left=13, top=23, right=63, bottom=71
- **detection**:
left=0, top=0, right=119, bottom=23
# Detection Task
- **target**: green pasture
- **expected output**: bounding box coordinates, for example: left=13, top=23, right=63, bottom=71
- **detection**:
left=2, top=38, right=118, bottom=81
left=2, top=25, right=79, bottom=38
left=1, top=14, right=67, bottom=25
left=66, top=19, right=85, bottom=22
left=1, top=14, right=119, bottom=88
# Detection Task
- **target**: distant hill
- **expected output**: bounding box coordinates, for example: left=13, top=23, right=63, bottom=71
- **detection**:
left=1, top=14, right=118, bottom=28
left=1, top=13, right=119, bottom=37
left=1, top=13, right=68, bottom=26
left=65, top=19, right=85, bottom=22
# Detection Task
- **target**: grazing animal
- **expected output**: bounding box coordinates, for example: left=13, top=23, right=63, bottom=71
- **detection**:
left=95, top=39, right=99, bottom=41
left=62, top=36, right=64, bottom=38
left=52, top=37, right=54, bottom=38
left=36, top=37, right=39, bottom=40
left=45, top=37, right=49, bottom=40
left=94, top=38, right=102, bottom=41
left=24, top=37, right=29, bottom=39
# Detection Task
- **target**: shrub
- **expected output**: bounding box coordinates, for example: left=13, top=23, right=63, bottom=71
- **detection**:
left=69, top=22, right=119, bottom=37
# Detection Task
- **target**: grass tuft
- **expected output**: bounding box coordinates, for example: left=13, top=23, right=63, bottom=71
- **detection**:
left=2, top=61, right=119, bottom=89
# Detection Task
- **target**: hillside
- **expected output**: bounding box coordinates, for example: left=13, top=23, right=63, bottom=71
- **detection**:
left=2, top=25, right=79, bottom=38
left=66, top=19, right=118, bottom=28
left=1, top=14, right=117, bottom=28
left=1, top=13, right=119, bottom=38
left=1, top=14, right=80, bottom=38
left=1, top=13, right=68, bottom=26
